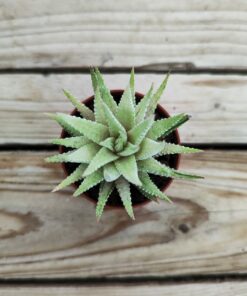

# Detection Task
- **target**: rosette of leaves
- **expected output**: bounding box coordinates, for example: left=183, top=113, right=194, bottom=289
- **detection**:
left=46, top=68, right=202, bottom=220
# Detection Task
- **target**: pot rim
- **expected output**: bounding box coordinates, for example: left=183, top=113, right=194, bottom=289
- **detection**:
left=59, top=89, right=181, bottom=210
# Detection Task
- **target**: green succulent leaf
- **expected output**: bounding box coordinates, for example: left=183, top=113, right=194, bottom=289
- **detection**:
left=83, top=147, right=119, bottom=177
left=139, top=172, right=171, bottom=202
left=51, top=136, right=90, bottom=149
left=147, top=73, right=169, bottom=115
left=117, top=142, right=139, bottom=157
left=117, top=84, right=135, bottom=130
left=147, top=113, right=189, bottom=140
left=135, top=84, right=153, bottom=123
left=160, top=143, right=203, bottom=155
left=94, top=68, right=118, bottom=113
left=46, top=113, right=81, bottom=136
left=103, top=163, right=121, bottom=182
left=137, top=187, right=158, bottom=202
left=90, top=68, right=98, bottom=92
left=101, top=100, right=127, bottom=144
left=99, top=137, right=115, bottom=151
left=52, top=164, right=87, bottom=192
left=96, top=181, right=114, bottom=220
left=53, top=113, right=109, bottom=144
left=129, top=68, right=135, bottom=105
left=45, top=142, right=99, bottom=163
left=172, top=170, right=204, bottom=180
left=138, top=158, right=202, bottom=180
left=114, top=135, right=126, bottom=152
left=94, top=87, right=107, bottom=124
left=138, top=158, right=173, bottom=177
left=73, top=169, right=104, bottom=197
left=63, top=89, right=94, bottom=120
left=45, top=151, right=72, bottom=163
left=128, top=118, right=154, bottom=146
left=115, top=155, right=142, bottom=186
left=136, top=138, right=165, bottom=160
left=115, top=177, right=135, bottom=219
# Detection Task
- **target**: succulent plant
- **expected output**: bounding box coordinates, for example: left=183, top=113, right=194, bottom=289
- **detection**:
left=46, top=68, right=202, bottom=220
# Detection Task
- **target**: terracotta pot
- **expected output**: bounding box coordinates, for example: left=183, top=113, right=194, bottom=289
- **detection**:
left=59, top=90, right=180, bottom=209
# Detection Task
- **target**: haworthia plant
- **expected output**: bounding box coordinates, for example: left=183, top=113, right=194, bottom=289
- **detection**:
left=46, top=68, right=203, bottom=220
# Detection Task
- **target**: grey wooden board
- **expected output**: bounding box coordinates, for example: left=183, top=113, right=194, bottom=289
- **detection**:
left=0, top=0, right=247, bottom=69
left=0, top=150, right=246, bottom=278
left=0, top=73, right=246, bottom=144
left=0, top=282, right=247, bottom=295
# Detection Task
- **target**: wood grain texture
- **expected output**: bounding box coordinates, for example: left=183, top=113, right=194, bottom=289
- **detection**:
left=0, top=150, right=246, bottom=279
left=1, top=73, right=246, bottom=144
left=1, top=0, right=247, bottom=69
left=0, top=282, right=247, bottom=296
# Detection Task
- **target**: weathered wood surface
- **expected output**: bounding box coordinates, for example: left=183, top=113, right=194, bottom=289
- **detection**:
left=0, top=150, right=246, bottom=279
left=1, top=73, right=246, bottom=145
left=1, top=0, right=247, bottom=70
left=0, top=282, right=247, bottom=295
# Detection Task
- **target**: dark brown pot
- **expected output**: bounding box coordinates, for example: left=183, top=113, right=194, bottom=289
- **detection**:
left=59, top=90, right=180, bottom=209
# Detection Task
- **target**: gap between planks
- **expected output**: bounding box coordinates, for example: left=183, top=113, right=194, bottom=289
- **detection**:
left=0, top=144, right=247, bottom=153
left=1, top=67, right=247, bottom=75
left=0, top=281, right=247, bottom=295
left=0, top=143, right=247, bottom=151
left=1, top=273, right=247, bottom=284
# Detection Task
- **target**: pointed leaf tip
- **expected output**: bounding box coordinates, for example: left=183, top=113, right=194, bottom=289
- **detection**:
left=135, top=83, right=154, bottom=123
left=117, top=84, right=135, bottom=130
left=115, top=178, right=135, bottom=220
left=129, top=67, right=135, bottom=105
left=96, top=182, right=114, bottom=220
left=52, top=186, right=59, bottom=193
left=139, top=172, right=172, bottom=203
left=147, top=113, right=190, bottom=140
left=160, top=143, right=203, bottom=155
left=148, top=72, right=170, bottom=115
left=73, top=169, right=104, bottom=197
left=44, top=112, right=56, bottom=119
left=62, top=89, right=94, bottom=120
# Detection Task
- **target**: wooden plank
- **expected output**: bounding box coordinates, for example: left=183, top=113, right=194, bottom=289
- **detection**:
left=0, top=282, right=247, bottom=296
left=1, top=73, right=246, bottom=144
left=0, top=150, right=246, bottom=279
left=1, top=0, right=247, bottom=69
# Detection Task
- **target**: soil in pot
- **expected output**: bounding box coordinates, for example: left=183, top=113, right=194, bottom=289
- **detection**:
left=60, top=90, right=180, bottom=208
